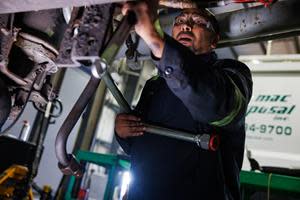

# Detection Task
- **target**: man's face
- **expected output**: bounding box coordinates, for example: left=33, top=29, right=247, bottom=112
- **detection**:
left=172, top=8, right=217, bottom=54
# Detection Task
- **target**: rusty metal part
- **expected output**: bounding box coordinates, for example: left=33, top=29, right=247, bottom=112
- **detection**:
left=0, top=61, right=27, bottom=85
left=1, top=62, right=54, bottom=121
left=2, top=33, right=59, bottom=111
left=0, top=32, right=59, bottom=87
left=0, top=30, right=59, bottom=128
left=0, top=11, right=63, bottom=126
left=14, top=8, right=68, bottom=49
left=11, top=65, right=48, bottom=108
left=0, top=14, right=18, bottom=62
left=0, top=28, right=19, bottom=63
left=6, top=64, right=56, bottom=123
left=54, top=7, right=81, bottom=67
left=17, top=33, right=59, bottom=56
left=15, top=33, right=58, bottom=73
left=159, top=0, right=197, bottom=8
left=56, top=4, right=114, bottom=67
left=0, top=15, right=20, bottom=87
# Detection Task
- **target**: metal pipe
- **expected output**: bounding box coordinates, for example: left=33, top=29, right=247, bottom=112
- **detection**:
left=55, top=76, right=100, bottom=166
left=217, top=0, right=300, bottom=47
left=102, top=71, right=131, bottom=113
left=72, top=80, right=106, bottom=152
left=145, top=124, right=219, bottom=151
left=144, top=123, right=194, bottom=142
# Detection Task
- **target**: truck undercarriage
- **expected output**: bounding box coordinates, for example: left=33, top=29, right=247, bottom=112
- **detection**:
left=0, top=0, right=300, bottom=199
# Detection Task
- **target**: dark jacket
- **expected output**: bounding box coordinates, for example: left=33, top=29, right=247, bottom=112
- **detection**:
left=117, top=35, right=253, bottom=200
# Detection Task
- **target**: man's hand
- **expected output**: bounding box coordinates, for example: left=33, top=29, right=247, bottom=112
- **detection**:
left=122, top=2, right=164, bottom=58
left=115, top=113, right=146, bottom=139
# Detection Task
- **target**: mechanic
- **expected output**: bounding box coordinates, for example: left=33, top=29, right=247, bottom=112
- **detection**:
left=115, top=2, right=253, bottom=200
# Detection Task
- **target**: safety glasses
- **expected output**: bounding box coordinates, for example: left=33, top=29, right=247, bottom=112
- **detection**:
left=174, top=14, right=215, bottom=33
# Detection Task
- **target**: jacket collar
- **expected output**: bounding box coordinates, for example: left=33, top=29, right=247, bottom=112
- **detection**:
left=196, top=51, right=218, bottom=64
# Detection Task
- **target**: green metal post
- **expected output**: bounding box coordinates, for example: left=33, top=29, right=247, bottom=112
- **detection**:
left=103, top=164, right=116, bottom=200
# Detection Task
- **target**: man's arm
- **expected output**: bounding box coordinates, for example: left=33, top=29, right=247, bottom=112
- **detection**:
left=157, top=35, right=252, bottom=126
left=122, top=2, right=165, bottom=58
left=114, top=2, right=164, bottom=154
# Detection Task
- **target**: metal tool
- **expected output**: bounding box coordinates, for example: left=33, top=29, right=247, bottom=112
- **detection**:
left=93, top=58, right=220, bottom=152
